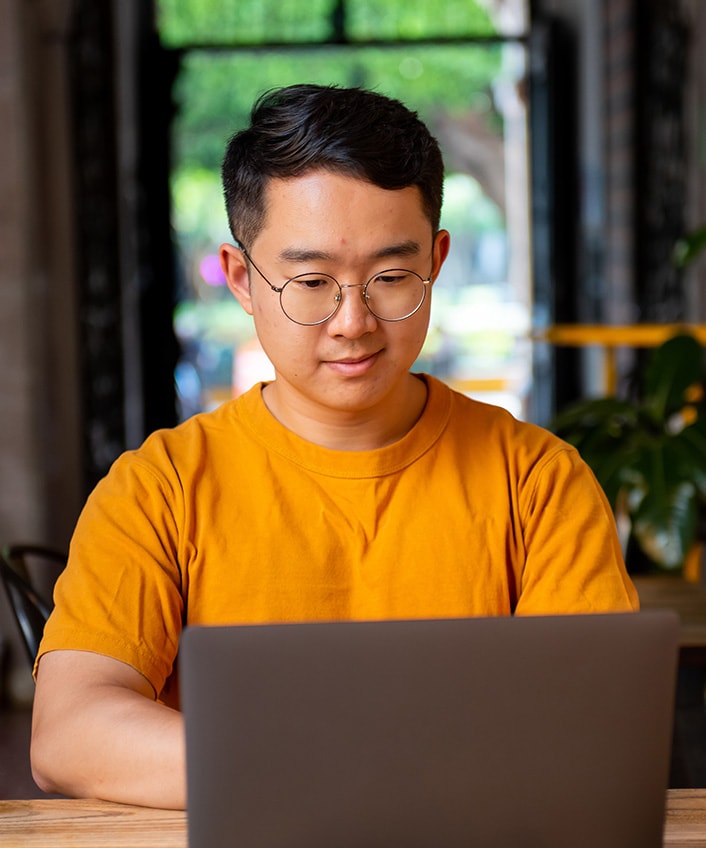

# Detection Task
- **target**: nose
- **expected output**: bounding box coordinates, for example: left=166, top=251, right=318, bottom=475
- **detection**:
left=326, top=283, right=377, bottom=338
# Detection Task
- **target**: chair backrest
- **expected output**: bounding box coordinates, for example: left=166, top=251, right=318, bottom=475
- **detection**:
left=0, top=544, right=66, bottom=666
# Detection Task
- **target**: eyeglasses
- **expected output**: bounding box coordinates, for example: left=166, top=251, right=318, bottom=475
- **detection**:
left=240, top=248, right=433, bottom=326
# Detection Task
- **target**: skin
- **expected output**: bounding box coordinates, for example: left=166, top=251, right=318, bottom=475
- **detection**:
left=32, top=652, right=186, bottom=809
left=30, top=169, right=449, bottom=809
left=220, top=171, right=450, bottom=451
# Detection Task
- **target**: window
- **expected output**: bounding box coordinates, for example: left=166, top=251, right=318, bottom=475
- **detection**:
left=157, top=0, right=532, bottom=419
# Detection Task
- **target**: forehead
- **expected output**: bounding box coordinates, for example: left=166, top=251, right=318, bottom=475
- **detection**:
left=254, top=171, right=431, bottom=256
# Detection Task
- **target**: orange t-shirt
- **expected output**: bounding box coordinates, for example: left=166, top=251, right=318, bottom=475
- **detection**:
left=37, top=375, right=638, bottom=707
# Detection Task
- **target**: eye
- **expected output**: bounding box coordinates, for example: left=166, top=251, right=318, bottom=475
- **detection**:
left=289, top=274, right=336, bottom=291
left=372, top=271, right=414, bottom=286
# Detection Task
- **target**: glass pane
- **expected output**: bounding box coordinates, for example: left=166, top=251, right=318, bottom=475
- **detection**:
left=347, top=0, right=496, bottom=40
left=157, top=0, right=528, bottom=47
left=157, top=0, right=338, bottom=47
left=171, top=46, right=508, bottom=171
left=170, top=42, right=532, bottom=419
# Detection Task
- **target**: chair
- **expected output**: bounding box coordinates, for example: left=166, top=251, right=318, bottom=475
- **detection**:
left=0, top=544, right=67, bottom=667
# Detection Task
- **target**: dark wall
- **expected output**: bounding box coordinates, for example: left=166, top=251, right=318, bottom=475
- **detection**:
left=69, top=0, right=179, bottom=494
left=634, top=0, right=688, bottom=322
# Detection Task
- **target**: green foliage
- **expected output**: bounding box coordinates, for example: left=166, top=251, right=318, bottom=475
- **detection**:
left=157, top=0, right=336, bottom=46
left=159, top=0, right=525, bottom=410
left=673, top=225, right=706, bottom=269
left=171, top=167, right=229, bottom=248
left=171, top=44, right=506, bottom=173
left=160, top=0, right=508, bottom=173
left=552, top=334, right=706, bottom=572
left=169, top=39, right=508, bottom=256
left=159, top=0, right=513, bottom=288
left=156, top=0, right=496, bottom=47
left=346, top=0, right=495, bottom=40
left=441, top=174, right=504, bottom=234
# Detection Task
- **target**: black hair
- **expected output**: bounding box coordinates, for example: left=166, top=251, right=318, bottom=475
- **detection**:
left=222, top=84, right=445, bottom=247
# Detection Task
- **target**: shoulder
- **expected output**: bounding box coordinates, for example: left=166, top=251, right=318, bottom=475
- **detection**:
left=127, top=384, right=265, bottom=464
left=92, top=390, right=260, bottom=502
left=432, top=377, right=574, bottom=461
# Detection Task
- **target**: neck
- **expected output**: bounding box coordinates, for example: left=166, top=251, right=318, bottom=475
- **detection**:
left=261, top=374, right=428, bottom=451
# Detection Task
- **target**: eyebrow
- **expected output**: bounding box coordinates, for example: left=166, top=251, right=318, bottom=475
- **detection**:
left=277, top=240, right=423, bottom=264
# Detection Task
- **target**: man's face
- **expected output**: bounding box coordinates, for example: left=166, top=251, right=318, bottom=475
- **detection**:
left=220, top=170, right=449, bottom=431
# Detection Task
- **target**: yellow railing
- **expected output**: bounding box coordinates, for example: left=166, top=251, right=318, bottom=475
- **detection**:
left=532, top=323, right=706, bottom=394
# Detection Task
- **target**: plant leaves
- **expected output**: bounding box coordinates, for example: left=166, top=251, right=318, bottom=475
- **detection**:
left=643, top=334, right=704, bottom=420
left=551, top=397, right=638, bottom=434
left=550, top=331, right=706, bottom=571
left=628, top=441, right=702, bottom=568
left=673, top=225, right=706, bottom=268
left=632, top=480, right=698, bottom=569
left=671, top=416, right=706, bottom=498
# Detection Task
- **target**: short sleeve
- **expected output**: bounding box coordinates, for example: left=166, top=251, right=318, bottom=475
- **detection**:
left=36, top=448, right=186, bottom=702
left=514, top=444, right=639, bottom=615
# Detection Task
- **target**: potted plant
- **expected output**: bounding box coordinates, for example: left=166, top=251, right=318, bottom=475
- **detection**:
left=551, top=333, right=706, bottom=573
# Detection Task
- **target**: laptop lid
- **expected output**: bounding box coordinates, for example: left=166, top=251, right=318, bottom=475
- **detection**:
left=181, top=611, right=679, bottom=848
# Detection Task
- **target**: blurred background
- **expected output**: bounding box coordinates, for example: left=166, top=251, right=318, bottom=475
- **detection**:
left=1, top=0, right=705, bottom=705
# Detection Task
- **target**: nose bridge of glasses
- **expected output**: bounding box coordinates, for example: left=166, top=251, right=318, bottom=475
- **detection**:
left=338, top=280, right=369, bottom=301
left=334, top=280, right=372, bottom=314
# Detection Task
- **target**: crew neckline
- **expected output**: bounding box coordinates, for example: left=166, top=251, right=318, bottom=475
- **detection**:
left=233, top=374, right=452, bottom=479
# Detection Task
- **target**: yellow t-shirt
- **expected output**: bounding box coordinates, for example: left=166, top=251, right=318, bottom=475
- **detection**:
left=38, top=375, right=638, bottom=706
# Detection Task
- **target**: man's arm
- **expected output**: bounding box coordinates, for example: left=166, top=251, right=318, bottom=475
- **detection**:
left=31, top=650, right=186, bottom=809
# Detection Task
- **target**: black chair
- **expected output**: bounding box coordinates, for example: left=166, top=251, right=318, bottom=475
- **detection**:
left=0, top=544, right=66, bottom=666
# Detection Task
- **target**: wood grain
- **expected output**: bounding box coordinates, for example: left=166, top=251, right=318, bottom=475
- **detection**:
left=664, top=789, right=706, bottom=845
left=3, top=789, right=706, bottom=846
left=0, top=798, right=187, bottom=847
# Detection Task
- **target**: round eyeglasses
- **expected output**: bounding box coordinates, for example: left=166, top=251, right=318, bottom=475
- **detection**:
left=240, top=248, right=433, bottom=326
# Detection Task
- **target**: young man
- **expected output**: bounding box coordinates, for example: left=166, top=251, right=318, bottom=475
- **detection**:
left=31, top=84, right=638, bottom=809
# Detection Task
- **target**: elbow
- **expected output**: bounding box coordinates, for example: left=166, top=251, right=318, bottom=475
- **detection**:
left=30, top=734, right=63, bottom=796
left=30, top=726, right=77, bottom=797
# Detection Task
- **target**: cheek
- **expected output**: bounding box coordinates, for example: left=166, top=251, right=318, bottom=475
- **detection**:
left=251, top=294, right=288, bottom=338
left=401, top=313, right=431, bottom=354
left=253, top=315, right=312, bottom=367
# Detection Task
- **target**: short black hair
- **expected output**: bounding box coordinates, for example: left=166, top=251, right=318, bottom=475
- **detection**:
left=222, top=84, right=445, bottom=248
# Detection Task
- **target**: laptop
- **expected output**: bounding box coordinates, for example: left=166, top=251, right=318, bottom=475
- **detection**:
left=180, top=611, right=679, bottom=848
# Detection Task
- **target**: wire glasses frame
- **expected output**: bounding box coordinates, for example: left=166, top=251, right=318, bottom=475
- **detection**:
left=239, top=246, right=434, bottom=326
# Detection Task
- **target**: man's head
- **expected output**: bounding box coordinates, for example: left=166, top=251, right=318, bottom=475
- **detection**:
left=222, top=84, right=445, bottom=248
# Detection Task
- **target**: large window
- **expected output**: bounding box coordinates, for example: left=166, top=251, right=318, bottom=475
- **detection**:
left=157, top=0, right=532, bottom=419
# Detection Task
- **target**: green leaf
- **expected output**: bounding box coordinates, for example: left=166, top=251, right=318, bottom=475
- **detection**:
left=632, top=481, right=699, bottom=569
left=551, top=396, right=638, bottom=433
left=677, top=416, right=706, bottom=497
left=551, top=332, right=706, bottom=573
left=643, top=334, right=703, bottom=420
left=673, top=225, right=706, bottom=268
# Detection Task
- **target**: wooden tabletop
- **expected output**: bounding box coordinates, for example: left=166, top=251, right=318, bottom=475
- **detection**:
left=665, top=789, right=706, bottom=844
left=0, top=798, right=187, bottom=847
left=2, top=791, right=706, bottom=846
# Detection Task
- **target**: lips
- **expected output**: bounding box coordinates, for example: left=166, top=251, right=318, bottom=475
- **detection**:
left=332, top=353, right=376, bottom=365
left=325, top=351, right=380, bottom=375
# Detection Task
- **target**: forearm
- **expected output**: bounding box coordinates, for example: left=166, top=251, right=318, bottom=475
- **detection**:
left=31, top=652, right=186, bottom=809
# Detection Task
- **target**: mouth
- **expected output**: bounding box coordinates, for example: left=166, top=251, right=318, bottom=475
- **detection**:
left=325, top=351, right=381, bottom=376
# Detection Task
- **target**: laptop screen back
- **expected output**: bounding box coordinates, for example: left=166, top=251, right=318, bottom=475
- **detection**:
left=181, top=611, right=678, bottom=848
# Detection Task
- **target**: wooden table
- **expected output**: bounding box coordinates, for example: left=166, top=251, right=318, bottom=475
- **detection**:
left=1, top=792, right=706, bottom=846
left=0, top=799, right=186, bottom=847
left=665, top=790, right=706, bottom=845
left=2, top=578, right=703, bottom=846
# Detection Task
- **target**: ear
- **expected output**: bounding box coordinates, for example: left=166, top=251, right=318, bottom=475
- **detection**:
left=220, top=244, right=253, bottom=315
left=431, top=229, right=451, bottom=281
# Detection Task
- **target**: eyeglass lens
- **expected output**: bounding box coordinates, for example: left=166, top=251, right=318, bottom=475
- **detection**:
left=280, top=270, right=428, bottom=325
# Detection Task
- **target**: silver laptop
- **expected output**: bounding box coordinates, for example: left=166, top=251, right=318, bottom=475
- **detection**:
left=180, top=611, right=679, bottom=848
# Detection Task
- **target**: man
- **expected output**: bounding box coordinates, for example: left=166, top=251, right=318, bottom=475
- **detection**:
left=31, top=84, right=638, bottom=810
